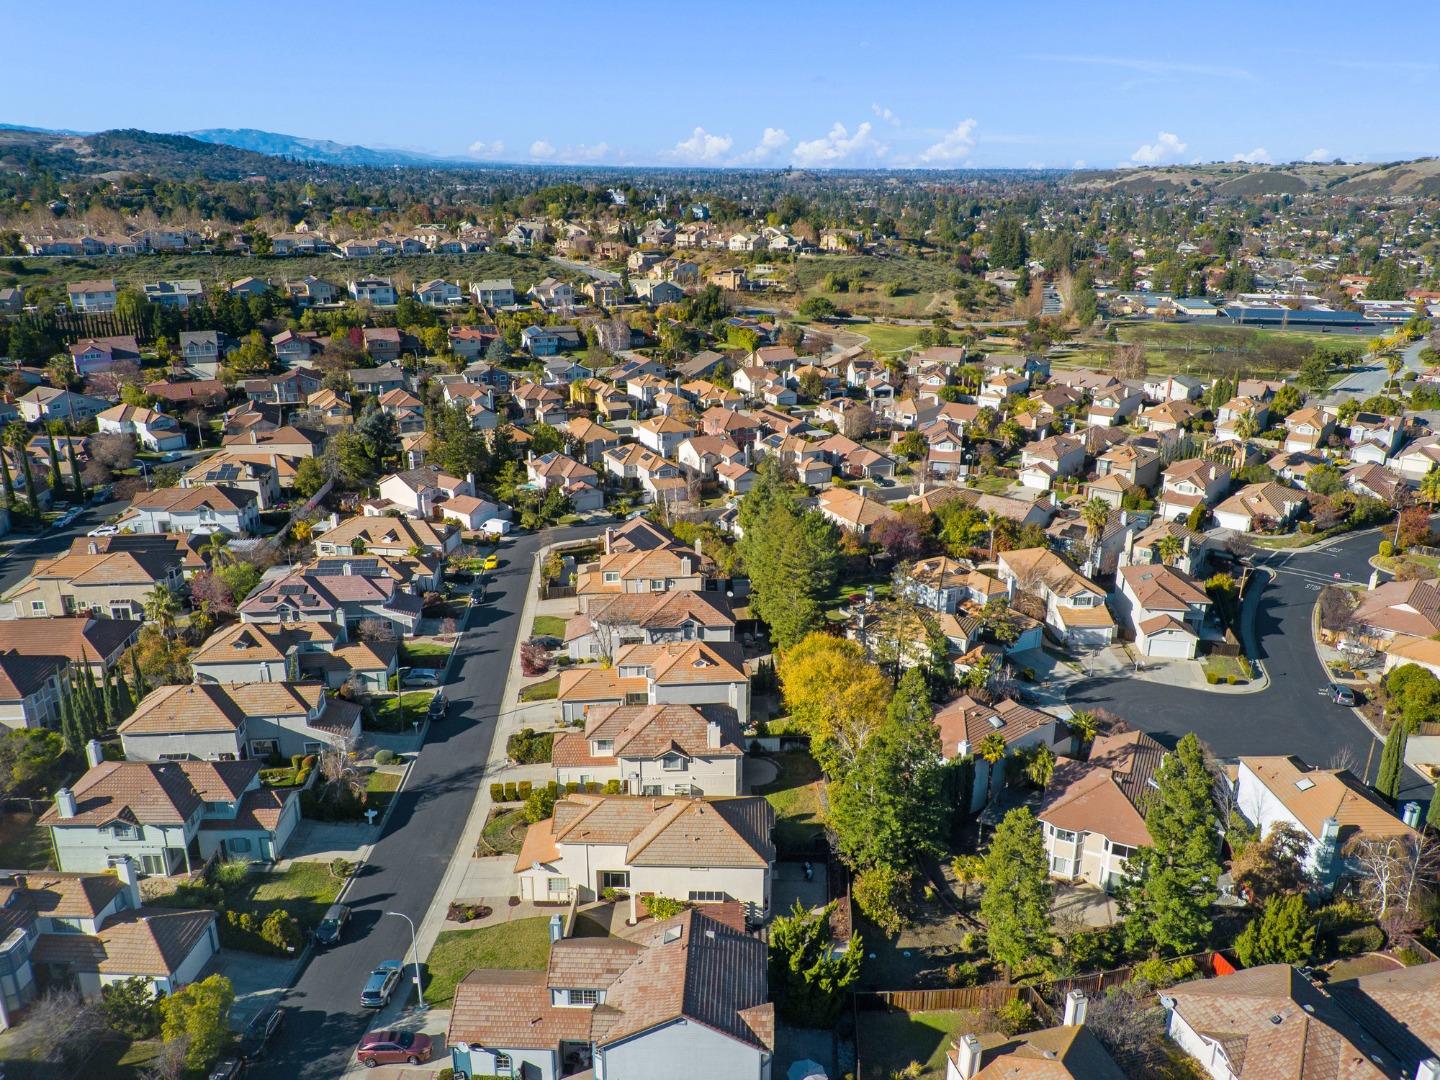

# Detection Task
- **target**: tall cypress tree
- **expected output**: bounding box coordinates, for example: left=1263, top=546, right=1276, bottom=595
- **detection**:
left=66, top=434, right=84, bottom=501
left=44, top=428, right=62, bottom=496
left=0, top=451, right=13, bottom=509
left=18, top=450, right=38, bottom=515
left=1376, top=722, right=1408, bottom=802
left=130, top=649, right=148, bottom=702
left=112, top=664, right=134, bottom=724
left=99, top=660, right=116, bottom=731
left=58, top=680, right=82, bottom=757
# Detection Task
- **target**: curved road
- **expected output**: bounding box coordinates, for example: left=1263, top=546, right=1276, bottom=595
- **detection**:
left=1069, top=530, right=1433, bottom=806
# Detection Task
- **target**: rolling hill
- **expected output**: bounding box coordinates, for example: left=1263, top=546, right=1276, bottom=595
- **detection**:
left=1068, top=158, right=1440, bottom=198
left=181, top=127, right=459, bottom=167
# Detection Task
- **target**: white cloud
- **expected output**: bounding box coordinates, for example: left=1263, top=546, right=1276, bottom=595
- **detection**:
left=529, top=140, right=555, bottom=159
left=1231, top=147, right=1271, bottom=164
left=467, top=139, right=505, bottom=158
left=871, top=103, right=901, bottom=126
left=1130, top=131, right=1187, bottom=164
left=565, top=143, right=611, bottom=163
left=730, top=127, right=790, bottom=165
left=670, top=126, right=734, bottom=163
left=792, top=121, right=881, bottom=168
left=1073, top=159, right=1087, bottom=169
left=1305, top=147, right=1333, bottom=162
left=918, top=119, right=979, bottom=164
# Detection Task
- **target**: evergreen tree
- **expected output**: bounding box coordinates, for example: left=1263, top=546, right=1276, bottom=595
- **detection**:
left=112, top=664, right=134, bottom=724
left=980, top=807, right=1054, bottom=977
left=0, top=450, right=13, bottom=509
left=1234, top=893, right=1317, bottom=967
left=768, top=900, right=863, bottom=1026
left=100, top=661, right=116, bottom=730
left=1120, top=733, right=1220, bottom=956
left=66, top=433, right=84, bottom=500
left=130, top=649, right=148, bottom=702
left=484, top=335, right=510, bottom=363
left=18, top=449, right=38, bottom=515
left=58, top=680, right=82, bottom=757
left=1376, top=722, right=1407, bottom=802
left=44, top=428, right=62, bottom=496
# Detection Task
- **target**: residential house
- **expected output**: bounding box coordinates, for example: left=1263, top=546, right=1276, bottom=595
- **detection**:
left=522, top=325, right=582, bottom=356
left=528, top=452, right=605, bottom=513
left=0, top=653, right=66, bottom=731
left=470, top=278, right=516, bottom=307
left=1039, top=731, right=1165, bottom=891
left=41, top=758, right=299, bottom=872
left=118, top=681, right=362, bottom=762
left=1212, top=482, right=1305, bottom=534
left=1282, top=407, right=1334, bottom=453
left=377, top=388, right=425, bottom=434
left=715, top=461, right=756, bottom=494
left=1158, top=459, right=1230, bottom=522
left=1113, top=564, right=1212, bottom=658
left=270, top=329, right=323, bottom=367
left=1392, top=435, right=1440, bottom=481
left=348, top=277, right=397, bottom=306
left=243, top=368, right=324, bottom=407
left=556, top=640, right=749, bottom=725
left=1096, top=443, right=1161, bottom=491
left=17, top=387, right=109, bottom=424
left=1087, top=384, right=1144, bottom=427
left=565, top=418, right=623, bottom=465
left=514, top=794, right=773, bottom=913
left=447, top=906, right=773, bottom=1080
left=0, top=617, right=141, bottom=677
left=1348, top=412, right=1405, bottom=462
left=632, top=279, right=684, bottom=306
left=945, top=1014, right=1127, bottom=1079
left=997, top=548, right=1114, bottom=647
left=190, top=621, right=395, bottom=693
left=564, top=590, right=734, bottom=661
left=1140, top=399, right=1204, bottom=434
left=816, top=488, right=900, bottom=539
left=1344, top=462, right=1406, bottom=504
left=934, top=694, right=1070, bottom=812
left=177, top=330, right=230, bottom=376
left=574, top=543, right=710, bottom=597
left=142, top=280, right=204, bottom=310
left=180, top=457, right=281, bottom=509
left=238, top=562, right=424, bottom=637
left=552, top=703, right=744, bottom=795
left=117, top=485, right=260, bottom=537
left=4, top=548, right=184, bottom=620
left=447, top=325, right=492, bottom=361
left=896, top=556, right=1007, bottom=614
left=634, top=415, right=693, bottom=459
left=69, top=335, right=141, bottom=377
left=66, top=279, right=118, bottom=313
left=282, top=275, right=339, bottom=306
left=361, top=327, right=403, bottom=364
left=414, top=278, right=463, bottom=307
left=96, top=404, right=187, bottom=452
left=1019, top=435, right=1086, bottom=491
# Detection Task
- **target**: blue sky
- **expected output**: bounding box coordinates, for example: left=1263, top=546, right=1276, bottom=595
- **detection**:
left=6, top=0, right=1438, bottom=168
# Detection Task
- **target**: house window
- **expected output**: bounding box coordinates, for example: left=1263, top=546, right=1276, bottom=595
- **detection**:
left=1049, top=856, right=1073, bottom=877
left=661, top=754, right=685, bottom=772
left=1109, top=843, right=1136, bottom=861
left=568, top=988, right=600, bottom=1006
left=641, top=784, right=662, bottom=796
left=688, top=890, right=728, bottom=903
left=29, top=601, right=46, bottom=615
left=141, top=854, right=167, bottom=875
left=650, top=579, right=665, bottom=591
left=1049, top=826, right=1077, bottom=843
left=599, top=871, right=629, bottom=891
left=546, top=877, right=570, bottom=897
left=303, top=741, right=323, bottom=754
left=493, top=1053, right=513, bottom=1072
left=112, top=823, right=138, bottom=840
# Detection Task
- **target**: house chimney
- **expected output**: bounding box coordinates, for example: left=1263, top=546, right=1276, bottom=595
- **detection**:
left=1063, top=990, right=1088, bottom=1026
left=115, top=856, right=141, bottom=907
left=707, top=719, right=721, bottom=749
left=85, top=739, right=104, bottom=768
left=628, top=888, right=639, bottom=926
left=954, top=1034, right=982, bottom=1079
left=548, top=913, right=564, bottom=943
left=1418, top=1061, right=1440, bottom=1080
left=342, top=562, right=353, bottom=576
left=56, top=787, right=77, bottom=819
left=88, top=541, right=99, bottom=555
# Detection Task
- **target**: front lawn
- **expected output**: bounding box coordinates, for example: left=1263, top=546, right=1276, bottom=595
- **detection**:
left=246, top=861, right=345, bottom=929
left=753, top=751, right=826, bottom=850
left=531, top=614, right=568, bottom=638
left=1203, top=653, right=1253, bottom=684
left=424, top=917, right=553, bottom=1007
left=480, top=807, right=529, bottom=855
left=519, top=675, right=560, bottom=702
left=365, top=770, right=402, bottom=811
left=367, top=690, right=437, bottom=732
left=402, top=641, right=452, bottom=666
left=0, top=813, right=54, bottom=870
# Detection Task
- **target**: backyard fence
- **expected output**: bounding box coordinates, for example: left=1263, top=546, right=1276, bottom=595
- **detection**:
left=854, top=983, right=1053, bottom=1018
left=1042, top=949, right=1236, bottom=1005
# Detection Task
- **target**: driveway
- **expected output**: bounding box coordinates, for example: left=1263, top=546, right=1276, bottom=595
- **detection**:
left=1067, top=530, right=1432, bottom=805
left=772, top=859, right=828, bottom=920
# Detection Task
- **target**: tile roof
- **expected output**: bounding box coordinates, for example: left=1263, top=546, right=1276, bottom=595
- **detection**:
left=0, top=652, right=64, bottom=701
left=1119, top=564, right=1211, bottom=612
left=1038, top=732, right=1166, bottom=849
left=553, top=703, right=743, bottom=768
left=0, top=870, right=124, bottom=919
left=1352, top=578, right=1440, bottom=637
left=933, top=695, right=1062, bottom=757
left=38, top=759, right=259, bottom=827
left=1329, top=962, right=1440, bottom=1065
left=31, top=907, right=216, bottom=977
left=1239, top=757, right=1414, bottom=847
left=967, top=1024, right=1127, bottom=1079
left=524, top=795, right=773, bottom=870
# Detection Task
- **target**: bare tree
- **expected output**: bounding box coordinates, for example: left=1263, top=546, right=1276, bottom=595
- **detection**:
left=837, top=402, right=874, bottom=440
left=356, top=618, right=397, bottom=644
left=316, top=748, right=365, bottom=803
left=90, top=432, right=138, bottom=473
left=14, top=989, right=106, bottom=1068
left=1346, top=833, right=1409, bottom=920
left=142, top=1036, right=191, bottom=1080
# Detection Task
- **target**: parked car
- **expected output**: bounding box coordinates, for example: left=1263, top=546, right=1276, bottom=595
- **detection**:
left=401, top=670, right=440, bottom=689
left=159, top=449, right=189, bottom=462
left=1319, top=683, right=1357, bottom=706
left=483, top=553, right=499, bottom=571
left=54, top=509, right=82, bottom=528
left=313, top=903, right=350, bottom=948
left=360, top=960, right=404, bottom=1008
left=356, top=1030, right=432, bottom=1068
left=237, top=1006, right=286, bottom=1061
left=87, top=524, right=119, bottom=537
left=444, top=569, right=475, bottom=585
left=427, top=694, right=447, bottom=722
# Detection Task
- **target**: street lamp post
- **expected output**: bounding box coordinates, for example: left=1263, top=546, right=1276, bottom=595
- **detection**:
left=386, top=910, right=425, bottom=1008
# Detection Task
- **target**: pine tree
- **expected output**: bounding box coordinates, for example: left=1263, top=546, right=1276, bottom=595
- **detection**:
left=980, top=807, right=1054, bottom=977
left=1120, top=732, right=1221, bottom=955
left=1376, top=722, right=1407, bottom=802
left=1234, top=893, right=1317, bottom=967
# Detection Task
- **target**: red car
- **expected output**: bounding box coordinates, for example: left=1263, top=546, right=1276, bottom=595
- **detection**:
left=356, top=1030, right=433, bottom=1068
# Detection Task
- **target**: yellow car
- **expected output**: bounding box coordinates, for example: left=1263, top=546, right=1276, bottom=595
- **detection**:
left=483, top=554, right=499, bottom=571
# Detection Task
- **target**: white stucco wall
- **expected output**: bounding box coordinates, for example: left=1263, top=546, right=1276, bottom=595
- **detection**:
left=597, top=1017, right=767, bottom=1080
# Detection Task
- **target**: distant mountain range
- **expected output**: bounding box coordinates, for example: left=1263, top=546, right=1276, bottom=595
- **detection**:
left=180, top=128, right=470, bottom=167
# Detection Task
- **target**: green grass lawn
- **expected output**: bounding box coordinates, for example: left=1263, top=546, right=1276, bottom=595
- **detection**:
left=753, top=751, right=826, bottom=850
left=1202, top=654, right=1252, bottom=683
left=519, top=675, right=561, bottom=702
left=819, top=564, right=895, bottom=621
left=857, top=1008, right=987, bottom=1080
left=402, top=641, right=452, bottom=665
left=531, top=614, right=568, bottom=638
left=365, top=770, right=402, bottom=810
left=247, top=861, right=345, bottom=930
left=424, top=917, right=554, bottom=1007
left=0, top=813, right=54, bottom=870
left=480, top=807, right=529, bottom=855
left=367, top=690, right=436, bottom=732
left=851, top=322, right=931, bottom=355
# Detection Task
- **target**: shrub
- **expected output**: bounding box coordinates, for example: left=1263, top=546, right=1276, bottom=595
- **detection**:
left=446, top=902, right=492, bottom=923
left=566, top=781, right=580, bottom=794
left=518, top=780, right=533, bottom=799
left=1395, top=945, right=1426, bottom=966
left=601, top=887, right=623, bottom=903
left=260, top=910, right=303, bottom=953
left=995, top=997, right=1037, bottom=1036
left=1338, top=924, right=1386, bottom=955
left=586, top=781, right=600, bottom=794
left=1379, top=540, right=1394, bottom=558
left=1205, top=671, right=1221, bottom=685
left=507, top=728, right=555, bottom=765
left=329, top=858, right=355, bottom=879
left=503, top=782, right=519, bottom=802
left=641, top=894, right=688, bottom=920
left=852, top=865, right=909, bottom=936
left=101, top=976, right=162, bottom=1039
left=290, top=754, right=306, bottom=771
left=490, top=782, right=505, bottom=801
left=374, top=749, right=397, bottom=766
left=214, top=861, right=250, bottom=889
left=524, top=785, right=558, bottom=823
left=945, top=961, right=981, bottom=987
left=1128, top=956, right=1190, bottom=991
left=603, top=779, right=622, bottom=795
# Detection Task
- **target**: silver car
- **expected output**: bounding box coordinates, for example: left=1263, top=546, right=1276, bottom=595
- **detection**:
left=360, top=960, right=404, bottom=1008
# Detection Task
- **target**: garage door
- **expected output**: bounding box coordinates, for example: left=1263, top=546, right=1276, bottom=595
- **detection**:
left=1145, top=633, right=1193, bottom=659
left=1068, top=627, right=1113, bottom=649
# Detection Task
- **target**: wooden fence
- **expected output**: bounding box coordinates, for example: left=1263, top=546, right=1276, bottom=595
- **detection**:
left=1043, top=949, right=1235, bottom=1005
left=854, top=983, right=1053, bottom=1018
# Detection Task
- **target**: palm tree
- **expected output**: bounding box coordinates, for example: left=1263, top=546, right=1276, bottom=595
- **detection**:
left=1081, top=497, right=1111, bottom=543
left=144, top=584, right=180, bottom=633
left=976, top=732, right=1007, bottom=765
left=1155, top=534, right=1185, bottom=567
left=1024, top=744, right=1057, bottom=789
left=1067, top=710, right=1100, bottom=748
left=950, top=854, right=985, bottom=901
left=1233, top=410, right=1259, bottom=441
left=1385, top=352, right=1404, bottom=392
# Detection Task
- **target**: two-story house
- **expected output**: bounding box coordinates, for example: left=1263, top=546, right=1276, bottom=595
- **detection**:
left=997, top=547, right=1114, bottom=647
left=1212, top=482, right=1305, bottom=534
left=117, top=484, right=260, bottom=536
left=514, top=794, right=774, bottom=912
left=1158, top=459, right=1230, bottom=522
left=564, top=590, right=734, bottom=661
left=5, top=547, right=184, bottom=621
left=1019, top=434, right=1086, bottom=491
left=1283, top=407, right=1335, bottom=454
left=934, top=694, right=1070, bottom=812
left=348, top=277, right=397, bottom=306
left=66, top=279, right=118, bottom=313
left=1114, top=564, right=1212, bottom=659
left=557, top=640, right=749, bottom=725
left=96, top=404, right=188, bottom=452
left=895, top=556, right=1008, bottom=614
left=42, top=757, right=300, bottom=873
left=118, top=681, right=362, bottom=762
left=552, top=703, right=745, bottom=795
left=470, top=278, right=516, bottom=307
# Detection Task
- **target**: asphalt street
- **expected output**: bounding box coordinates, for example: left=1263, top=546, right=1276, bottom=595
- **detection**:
left=0, top=497, right=129, bottom=596
left=1069, top=530, right=1433, bottom=806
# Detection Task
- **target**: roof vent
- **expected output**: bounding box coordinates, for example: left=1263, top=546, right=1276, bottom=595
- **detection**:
left=1269, top=1014, right=1284, bottom=1025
